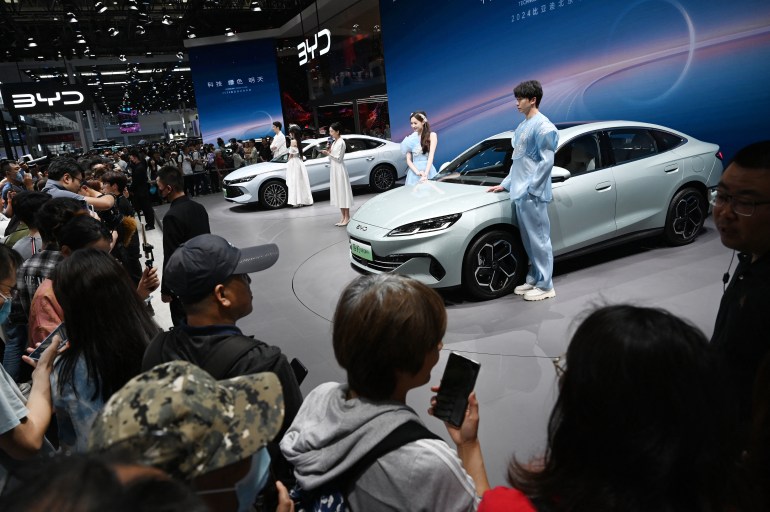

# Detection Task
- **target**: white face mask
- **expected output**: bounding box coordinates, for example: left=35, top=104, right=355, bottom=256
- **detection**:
left=197, top=447, right=271, bottom=512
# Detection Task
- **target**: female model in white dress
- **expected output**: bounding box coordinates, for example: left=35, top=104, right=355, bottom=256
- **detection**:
left=286, top=124, right=314, bottom=207
left=321, top=122, right=354, bottom=226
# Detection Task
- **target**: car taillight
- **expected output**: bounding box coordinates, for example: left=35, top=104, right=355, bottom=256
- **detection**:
left=716, top=151, right=723, bottom=160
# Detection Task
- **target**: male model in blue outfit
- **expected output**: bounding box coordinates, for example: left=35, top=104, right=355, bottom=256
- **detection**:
left=488, top=80, right=559, bottom=301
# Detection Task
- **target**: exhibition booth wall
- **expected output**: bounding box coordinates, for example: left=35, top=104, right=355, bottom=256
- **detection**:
left=380, top=0, right=770, bottom=164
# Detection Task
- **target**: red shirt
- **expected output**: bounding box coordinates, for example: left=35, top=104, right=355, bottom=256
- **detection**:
left=479, top=487, right=538, bottom=512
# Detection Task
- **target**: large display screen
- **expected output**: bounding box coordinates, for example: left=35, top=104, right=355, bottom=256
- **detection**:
left=189, top=38, right=283, bottom=143
left=380, top=0, right=770, bottom=163
left=118, top=109, right=141, bottom=134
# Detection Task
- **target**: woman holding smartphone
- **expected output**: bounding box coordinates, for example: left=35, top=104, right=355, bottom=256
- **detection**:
left=321, top=122, right=353, bottom=226
left=50, top=248, right=159, bottom=452
left=401, top=111, right=438, bottom=185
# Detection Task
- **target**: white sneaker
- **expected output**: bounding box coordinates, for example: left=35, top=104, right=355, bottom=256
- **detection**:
left=523, top=287, right=556, bottom=301
left=514, top=283, right=535, bottom=295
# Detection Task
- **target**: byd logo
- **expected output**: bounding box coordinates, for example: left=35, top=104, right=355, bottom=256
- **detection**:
left=11, top=91, right=86, bottom=109
left=297, top=29, right=331, bottom=66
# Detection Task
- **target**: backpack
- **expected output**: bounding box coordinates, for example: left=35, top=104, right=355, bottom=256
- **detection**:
left=289, top=421, right=441, bottom=512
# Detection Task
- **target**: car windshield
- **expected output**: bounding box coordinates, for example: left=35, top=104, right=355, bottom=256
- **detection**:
left=434, top=138, right=513, bottom=186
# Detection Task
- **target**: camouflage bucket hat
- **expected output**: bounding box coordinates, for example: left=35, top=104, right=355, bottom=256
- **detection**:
left=88, top=360, right=284, bottom=480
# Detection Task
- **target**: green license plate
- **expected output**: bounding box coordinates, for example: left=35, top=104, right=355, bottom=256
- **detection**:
left=350, top=239, right=373, bottom=261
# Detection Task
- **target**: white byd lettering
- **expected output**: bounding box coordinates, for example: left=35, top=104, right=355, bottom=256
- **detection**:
left=11, top=90, right=85, bottom=109
left=297, top=28, right=331, bottom=66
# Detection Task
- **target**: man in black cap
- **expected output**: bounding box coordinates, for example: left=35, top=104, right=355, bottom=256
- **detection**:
left=141, top=233, right=302, bottom=497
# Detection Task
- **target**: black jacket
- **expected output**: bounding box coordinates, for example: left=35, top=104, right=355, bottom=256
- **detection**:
left=161, top=195, right=210, bottom=295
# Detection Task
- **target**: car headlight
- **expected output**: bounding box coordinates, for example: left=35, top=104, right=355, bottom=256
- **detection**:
left=227, top=174, right=258, bottom=184
left=386, top=213, right=462, bottom=237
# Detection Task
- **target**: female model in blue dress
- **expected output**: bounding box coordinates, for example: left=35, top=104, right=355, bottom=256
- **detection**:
left=401, top=111, right=438, bottom=185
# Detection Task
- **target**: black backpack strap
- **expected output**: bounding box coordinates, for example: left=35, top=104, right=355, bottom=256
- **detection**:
left=337, top=421, right=441, bottom=489
left=202, top=335, right=257, bottom=379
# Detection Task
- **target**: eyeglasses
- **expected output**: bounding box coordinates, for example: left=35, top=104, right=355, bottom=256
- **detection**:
left=709, top=186, right=770, bottom=217
left=551, top=354, right=566, bottom=378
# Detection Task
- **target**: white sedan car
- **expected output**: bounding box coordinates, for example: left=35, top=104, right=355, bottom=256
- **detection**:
left=347, top=121, right=723, bottom=300
left=222, top=135, right=407, bottom=209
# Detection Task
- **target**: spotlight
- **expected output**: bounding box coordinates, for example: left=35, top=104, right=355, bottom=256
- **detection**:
left=128, top=0, right=139, bottom=10
left=250, top=1, right=261, bottom=11
left=224, top=27, right=235, bottom=36
left=36, top=55, right=45, bottom=61
left=352, top=24, right=359, bottom=33
left=186, top=27, right=197, bottom=38
left=119, top=54, right=126, bottom=61
left=67, top=11, right=78, bottom=23
left=176, top=51, right=184, bottom=60
left=108, top=27, right=119, bottom=37
left=162, top=15, right=172, bottom=25
left=145, top=51, right=153, bottom=57
left=77, top=34, right=87, bottom=44
left=136, top=25, right=145, bottom=35
left=27, top=38, right=37, bottom=48
left=95, top=1, right=107, bottom=13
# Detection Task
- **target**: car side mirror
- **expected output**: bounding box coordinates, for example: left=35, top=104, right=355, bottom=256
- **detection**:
left=551, top=167, right=571, bottom=183
left=439, top=162, right=450, bottom=172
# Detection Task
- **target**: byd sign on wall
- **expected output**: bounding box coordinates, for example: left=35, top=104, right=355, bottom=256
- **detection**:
left=297, top=28, right=331, bottom=66
left=0, top=82, right=93, bottom=115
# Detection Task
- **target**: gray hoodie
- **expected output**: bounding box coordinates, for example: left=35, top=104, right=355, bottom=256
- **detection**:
left=281, top=382, right=479, bottom=511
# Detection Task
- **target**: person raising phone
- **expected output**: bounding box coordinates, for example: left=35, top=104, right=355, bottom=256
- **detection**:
left=281, top=274, right=489, bottom=510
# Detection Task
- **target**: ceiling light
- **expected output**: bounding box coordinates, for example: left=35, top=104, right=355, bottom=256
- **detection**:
left=145, top=51, right=153, bottom=57
left=250, top=1, right=261, bottom=11
left=77, top=35, right=87, bottom=44
left=67, top=12, right=78, bottom=23
left=108, top=27, right=119, bottom=37
left=36, top=55, right=45, bottom=61
left=162, top=15, right=172, bottom=25
left=119, top=54, right=126, bottom=61
left=27, top=38, right=37, bottom=48
left=225, top=27, right=235, bottom=36
left=176, top=51, right=184, bottom=60
left=136, top=25, right=145, bottom=35
left=129, top=0, right=139, bottom=10
left=186, top=27, right=196, bottom=38
left=95, top=1, right=107, bottom=13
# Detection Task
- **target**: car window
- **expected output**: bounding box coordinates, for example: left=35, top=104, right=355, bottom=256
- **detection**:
left=607, top=128, right=657, bottom=164
left=435, top=139, right=512, bottom=185
left=343, top=138, right=368, bottom=154
left=362, top=139, right=383, bottom=150
left=555, top=133, right=602, bottom=175
left=650, top=129, right=685, bottom=152
left=303, top=142, right=323, bottom=160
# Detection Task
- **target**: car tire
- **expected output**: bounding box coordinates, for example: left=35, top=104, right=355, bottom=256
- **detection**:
left=369, top=165, right=397, bottom=192
left=663, top=187, right=706, bottom=246
left=259, top=180, right=288, bottom=209
left=463, top=229, right=527, bottom=300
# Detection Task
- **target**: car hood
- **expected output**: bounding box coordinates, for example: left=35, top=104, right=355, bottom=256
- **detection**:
left=224, top=162, right=285, bottom=180
left=353, top=182, right=508, bottom=229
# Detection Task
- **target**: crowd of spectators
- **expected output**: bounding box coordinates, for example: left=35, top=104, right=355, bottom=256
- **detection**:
left=0, top=140, right=767, bottom=512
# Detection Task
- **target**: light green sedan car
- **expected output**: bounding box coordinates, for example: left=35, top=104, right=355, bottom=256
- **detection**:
left=347, top=121, right=723, bottom=300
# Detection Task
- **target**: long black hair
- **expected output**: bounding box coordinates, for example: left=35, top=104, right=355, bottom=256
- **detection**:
left=508, top=305, right=747, bottom=512
left=410, top=111, right=431, bottom=154
left=52, top=248, right=160, bottom=402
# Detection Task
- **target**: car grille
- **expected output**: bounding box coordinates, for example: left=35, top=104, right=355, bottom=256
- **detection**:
left=350, top=239, right=446, bottom=280
left=224, top=185, right=244, bottom=198
left=351, top=252, right=410, bottom=272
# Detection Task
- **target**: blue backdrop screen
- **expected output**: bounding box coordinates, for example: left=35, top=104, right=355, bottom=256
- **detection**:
left=380, top=0, right=770, bottom=163
left=189, top=39, right=283, bottom=143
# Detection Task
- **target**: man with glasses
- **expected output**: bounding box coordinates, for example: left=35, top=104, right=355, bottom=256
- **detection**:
left=710, top=140, right=770, bottom=438
left=40, top=157, right=114, bottom=211
left=141, top=234, right=303, bottom=505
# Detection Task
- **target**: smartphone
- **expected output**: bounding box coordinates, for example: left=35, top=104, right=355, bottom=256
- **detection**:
left=29, top=323, right=68, bottom=361
left=433, top=352, right=481, bottom=427
left=290, top=358, right=308, bottom=385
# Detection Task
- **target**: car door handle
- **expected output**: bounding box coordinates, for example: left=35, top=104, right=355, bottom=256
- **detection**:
left=366, top=156, right=375, bottom=161
left=595, top=181, right=612, bottom=192
left=664, top=164, right=679, bottom=173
